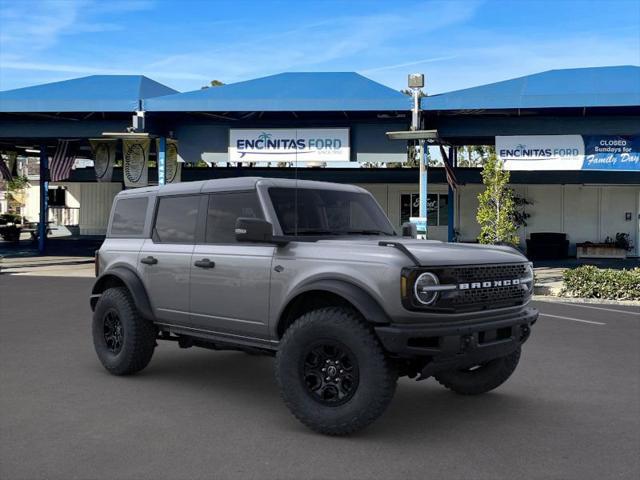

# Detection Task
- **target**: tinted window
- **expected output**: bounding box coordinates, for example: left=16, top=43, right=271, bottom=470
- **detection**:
left=206, top=192, right=263, bottom=243
left=153, top=195, right=200, bottom=243
left=269, top=188, right=395, bottom=236
left=110, top=197, right=148, bottom=236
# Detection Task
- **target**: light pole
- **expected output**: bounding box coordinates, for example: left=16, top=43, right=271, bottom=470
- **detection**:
left=408, top=73, right=427, bottom=238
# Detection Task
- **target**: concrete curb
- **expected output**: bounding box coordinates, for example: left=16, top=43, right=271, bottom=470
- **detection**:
left=532, top=294, right=640, bottom=307
left=534, top=284, right=562, bottom=296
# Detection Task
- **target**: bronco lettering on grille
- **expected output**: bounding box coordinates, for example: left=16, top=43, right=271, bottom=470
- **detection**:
left=459, top=279, right=521, bottom=290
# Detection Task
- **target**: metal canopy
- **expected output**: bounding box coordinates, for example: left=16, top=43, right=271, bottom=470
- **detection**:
left=0, top=75, right=178, bottom=113
left=422, top=66, right=640, bottom=111
left=145, top=72, right=411, bottom=112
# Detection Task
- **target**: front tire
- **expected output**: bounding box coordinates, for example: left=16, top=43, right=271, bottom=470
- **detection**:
left=92, top=287, right=156, bottom=376
left=275, top=307, right=397, bottom=436
left=434, top=347, right=521, bottom=395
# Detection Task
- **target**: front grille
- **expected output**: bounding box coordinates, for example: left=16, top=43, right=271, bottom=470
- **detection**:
left=433, top=263, right=529, bottom=312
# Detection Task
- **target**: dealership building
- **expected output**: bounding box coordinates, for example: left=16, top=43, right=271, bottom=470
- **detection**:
left=0, top=66, right=639, bottom=257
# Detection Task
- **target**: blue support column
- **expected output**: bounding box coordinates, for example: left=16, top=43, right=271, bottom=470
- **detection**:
left=157, top=137, right=166, bottom=186
left=447, top=146, right=456, bottom=242
left=38, top=145, right=48, bottom=254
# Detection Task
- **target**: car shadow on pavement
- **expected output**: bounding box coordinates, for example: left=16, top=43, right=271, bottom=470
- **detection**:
left=106, top=347, right=550, bottom=440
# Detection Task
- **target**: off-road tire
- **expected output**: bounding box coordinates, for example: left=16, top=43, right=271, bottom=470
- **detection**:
left=434, top=347, right=521, bottom=395
left=275, top=307, right=397, bottom=436
left=92, top=287, right=156, bottom=376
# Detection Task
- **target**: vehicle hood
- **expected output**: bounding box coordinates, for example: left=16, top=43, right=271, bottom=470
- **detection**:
left=314, top=237, right=528, bottom=266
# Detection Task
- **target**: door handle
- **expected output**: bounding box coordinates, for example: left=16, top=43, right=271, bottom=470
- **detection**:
left=140, top=256, right=158, bottom=265
left=194, top=258, right=215, bottom=269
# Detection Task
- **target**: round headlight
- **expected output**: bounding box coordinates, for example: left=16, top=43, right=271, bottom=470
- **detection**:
left=414, top=272, right=440, bottom=305
left=524, top=263, right=535, bottom=292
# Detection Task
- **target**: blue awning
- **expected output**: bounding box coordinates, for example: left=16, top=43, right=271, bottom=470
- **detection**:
left=0, top=75, right=178, bottom=113
left=145, top=72, right=411, bottom=112
left=422, top=66, right=640, bottom=111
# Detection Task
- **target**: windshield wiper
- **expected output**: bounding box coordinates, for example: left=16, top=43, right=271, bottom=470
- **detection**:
left=286, top=229, right=393, bottom=236
left=289, top=229, right=348, bottom=236
left=344, top=229, right=391, bottom=235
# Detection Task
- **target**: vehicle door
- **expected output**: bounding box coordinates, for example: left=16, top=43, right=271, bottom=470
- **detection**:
left=139, top=194, right=202, bottom=325
left=189, top=191, right=274, bottom=339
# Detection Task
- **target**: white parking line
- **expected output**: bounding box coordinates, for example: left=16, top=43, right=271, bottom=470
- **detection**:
left=539, top=313, right=606, bottom=326
left=551, top=302, right=640, bottom=316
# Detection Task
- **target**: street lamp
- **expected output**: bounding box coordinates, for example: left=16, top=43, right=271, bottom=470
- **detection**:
left=408, top=73, right=427, bottom=238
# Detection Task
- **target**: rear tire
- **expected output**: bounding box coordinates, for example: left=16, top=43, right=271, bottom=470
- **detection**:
left=92, top=287, right=156, bottom=376
left=434, top=347, right=521, bottom=395
left=275, top=307, right=397, bottom=436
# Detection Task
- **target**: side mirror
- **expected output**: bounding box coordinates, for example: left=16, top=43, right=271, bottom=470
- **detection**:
left=401, top=222, right=417, bottom=239
left=235, top=218, right=273, bottom=243
left=235, top=217, right=288, bottom=245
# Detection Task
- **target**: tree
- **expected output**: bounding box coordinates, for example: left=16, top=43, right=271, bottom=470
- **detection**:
left=457, top=145, right=495, bottom=167
left=201, top=79, right=225, bottom=89
left=476, top=153, right=519, bottom=246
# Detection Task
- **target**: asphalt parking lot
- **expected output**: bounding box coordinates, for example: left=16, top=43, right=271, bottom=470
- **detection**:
left=1, top=275, right=638, bottom=480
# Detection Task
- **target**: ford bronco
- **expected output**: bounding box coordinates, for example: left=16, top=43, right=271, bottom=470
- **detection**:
left=90, top=177, right=537, bottom=435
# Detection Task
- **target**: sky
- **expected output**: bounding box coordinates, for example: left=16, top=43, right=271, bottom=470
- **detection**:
left=0, top=0, right=639, bottom=94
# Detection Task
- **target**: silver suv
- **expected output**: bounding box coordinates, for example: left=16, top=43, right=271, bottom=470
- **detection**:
left=91, top=177, right=537, bottom=435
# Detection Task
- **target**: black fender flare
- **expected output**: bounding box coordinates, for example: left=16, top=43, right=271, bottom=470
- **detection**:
left=280, top=279, right=391, bottom=326
left=90, top=266, right=155, bottom=321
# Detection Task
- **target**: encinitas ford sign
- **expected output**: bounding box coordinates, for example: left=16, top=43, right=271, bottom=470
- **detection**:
left=229, top=128, right=350, bottom=163
left=497, top=135, right=640, bottom=171
left=497, top=135, right=584, bottom=170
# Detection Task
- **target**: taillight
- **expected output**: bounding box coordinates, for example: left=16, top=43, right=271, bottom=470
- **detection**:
left=94, top=250, right=100, bottom=277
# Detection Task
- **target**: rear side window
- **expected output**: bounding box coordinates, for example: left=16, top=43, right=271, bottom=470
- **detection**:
left=153, top=195, right=200, bottom=244
left=110, top=197, right=148, bottom=236
left=205, top=192, right=263, bottom=243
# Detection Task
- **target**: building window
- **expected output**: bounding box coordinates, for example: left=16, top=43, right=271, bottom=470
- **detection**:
left=48, top=187, right=66, bottom=207
left=400, top=193, right=449, bottom=227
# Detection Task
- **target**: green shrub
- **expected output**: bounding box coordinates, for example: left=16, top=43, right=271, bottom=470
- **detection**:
left=561, top=265, right=640, bottom=300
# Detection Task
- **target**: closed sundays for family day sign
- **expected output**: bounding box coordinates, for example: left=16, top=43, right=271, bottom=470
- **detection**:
left=229, top=128, right=350, bottom=163
left=497, top=135, right=640, bottom=171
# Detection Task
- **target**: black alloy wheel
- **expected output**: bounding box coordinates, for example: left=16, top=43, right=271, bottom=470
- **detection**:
left=103, top=310, right=124, bottom=354
left=302, top=342, right=359, bottom=406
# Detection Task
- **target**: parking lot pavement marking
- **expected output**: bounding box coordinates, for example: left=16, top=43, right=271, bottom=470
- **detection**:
left=539, top=301, right=640, bottom=317
left=539, top=313, right=606, bottom=326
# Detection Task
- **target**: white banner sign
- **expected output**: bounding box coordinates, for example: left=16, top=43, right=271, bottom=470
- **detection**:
left=229, top=128, right=350, bottom=163
left=166, top=139, right=181, bottom=183
left=90, top=139, right=116, bottom=182
left=122, top=138, right=149, bottom=188
left=156, top=138, right=181, bottom=184
left=496, top=135, right=585, bottom=170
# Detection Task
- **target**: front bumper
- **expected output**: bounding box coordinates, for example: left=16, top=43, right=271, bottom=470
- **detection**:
left=375, top=306, right=538, bottom=377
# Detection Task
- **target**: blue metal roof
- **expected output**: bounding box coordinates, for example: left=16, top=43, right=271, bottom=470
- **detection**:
left=422, top=66, right=640, bottom=111
left=145, top=72, right=411, bottom=112
left=0, top=75, right=178, bottom=113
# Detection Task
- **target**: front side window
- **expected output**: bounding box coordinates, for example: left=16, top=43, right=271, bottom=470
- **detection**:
left=205, top=191, right=263, bottom=243
left=110, top=197, right=148, bottom=236
left=269, top=187, right=395, bottom=236
left=153, top=195, right=200, bottom=243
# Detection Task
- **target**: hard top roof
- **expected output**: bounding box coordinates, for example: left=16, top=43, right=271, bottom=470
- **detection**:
left=116, top=177, right=366, bottom=198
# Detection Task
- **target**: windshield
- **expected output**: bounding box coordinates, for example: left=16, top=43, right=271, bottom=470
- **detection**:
left=268, top=187, right=396, bottom=236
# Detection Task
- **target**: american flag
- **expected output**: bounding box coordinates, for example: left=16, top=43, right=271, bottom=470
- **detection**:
left=439, top=145, right=458, bottom=190
left=0, top=157, right=12, bottom=181
left=49, top=140, right=78, bottom=182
